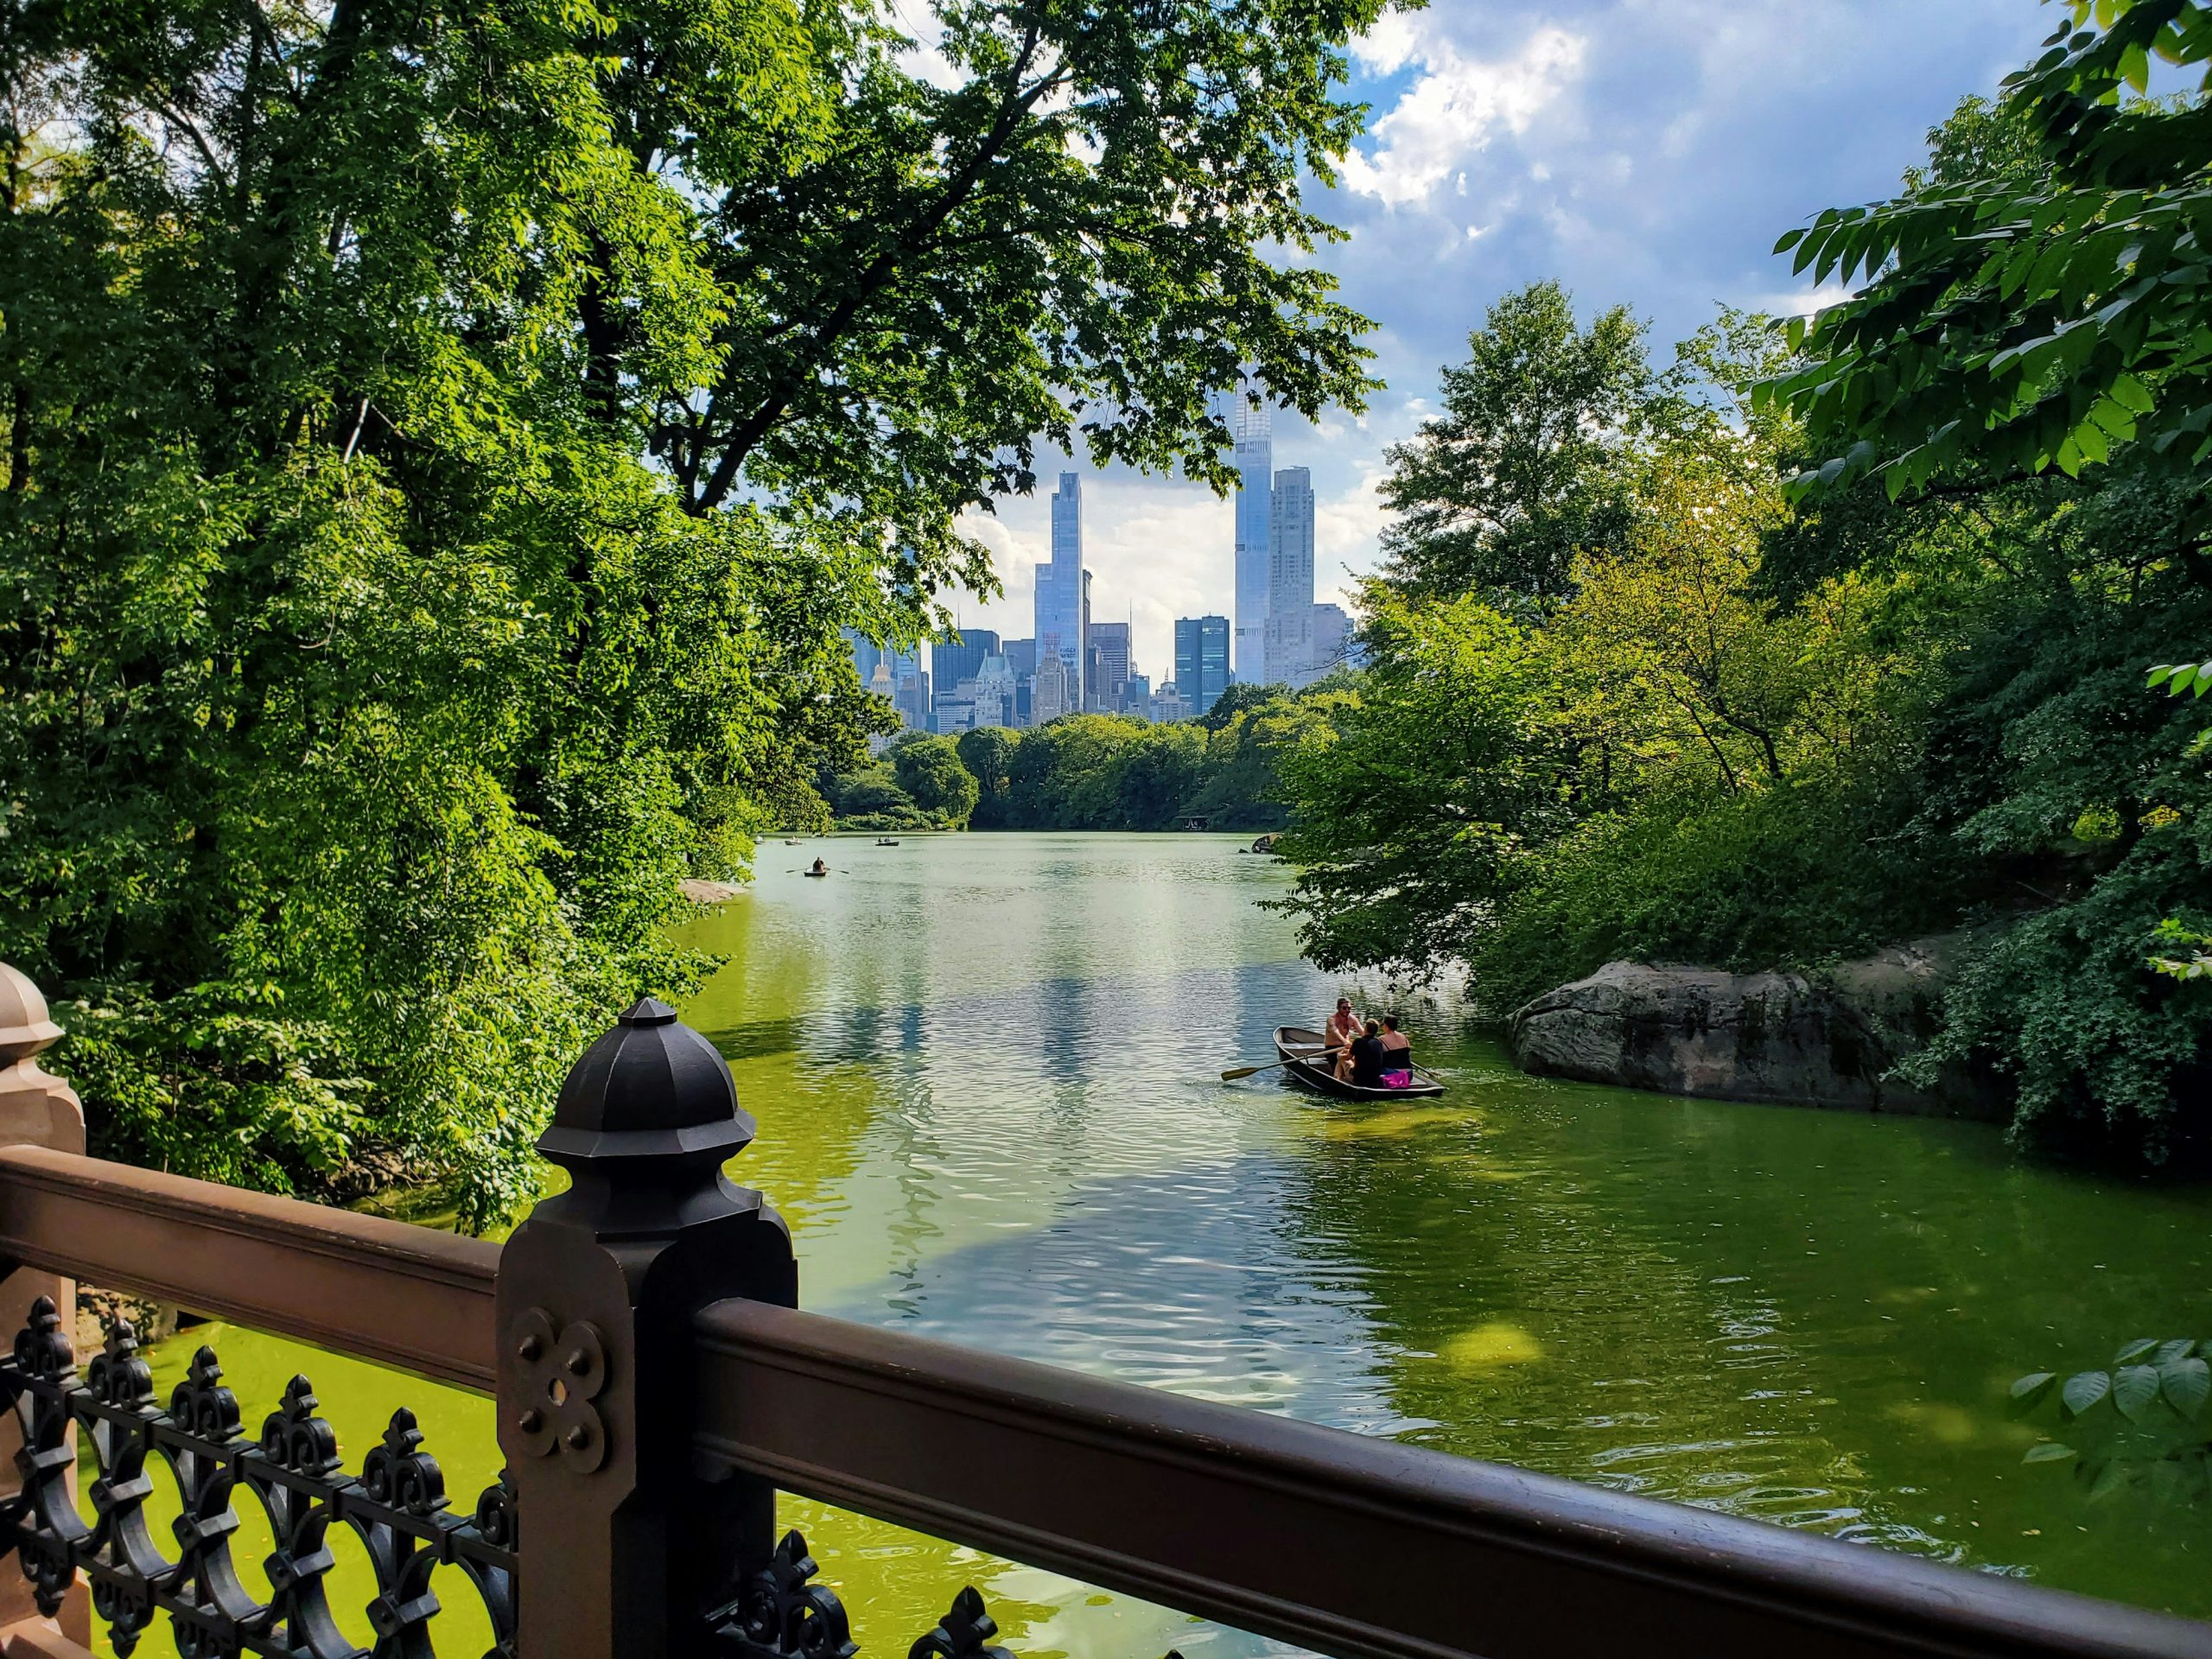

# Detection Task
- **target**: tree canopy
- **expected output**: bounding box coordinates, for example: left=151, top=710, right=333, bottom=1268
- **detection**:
left=0, top=0, right=1383, bottom=1221
left=1379, top=281, right=1650, bottom=603
left=1766, top=0, right=2212, bottom=514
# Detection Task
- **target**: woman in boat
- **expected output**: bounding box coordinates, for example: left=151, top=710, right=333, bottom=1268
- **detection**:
left=1350, top=1020, right=1387, bottom=1089
left=1378, top=1014, right=1413, bottom=1089
left=810, top=857, right=829, bottom=876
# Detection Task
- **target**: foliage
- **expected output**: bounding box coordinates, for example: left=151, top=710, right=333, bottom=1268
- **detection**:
left=861, top=694, right=1327, bottom=835
left=1378, top=282, right=1651, bottom=604
left=1766, top=1, right=2212, bottom=508
left=2152, top=919, right=2212, bottom=979
left=1274, top=595, right=1578, bottom=979
left=956, top=727, right=1023, bottom=829
left=1277, top=307, right=1936, bottom=989
left=2013, top=1337, right=2212, bottom=1503
left=891, top=736, right=980, bottom=829
left=1471, top=780, right=1961, bottom=1017
left=0, top=0, right=1381, bottom=1221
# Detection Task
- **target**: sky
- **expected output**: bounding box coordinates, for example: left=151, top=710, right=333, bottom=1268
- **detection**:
left=942, top=1, right=2059, bottom=684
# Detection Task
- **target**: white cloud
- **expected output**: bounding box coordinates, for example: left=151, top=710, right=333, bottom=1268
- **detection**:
left=1343, top=22, right=1587, bottom=207
left=1315, top=462, right=1393, bottom=604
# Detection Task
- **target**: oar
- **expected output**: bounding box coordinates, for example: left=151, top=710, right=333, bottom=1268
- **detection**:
left=1221, top=1049, right=1336, bottom=1081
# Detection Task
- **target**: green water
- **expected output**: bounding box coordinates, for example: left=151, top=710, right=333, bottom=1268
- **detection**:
left=113, top=833, right=2212, bottom=1655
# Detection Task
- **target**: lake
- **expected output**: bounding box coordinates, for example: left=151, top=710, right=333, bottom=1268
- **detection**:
left=109, top=831, right=2212, bottom=1656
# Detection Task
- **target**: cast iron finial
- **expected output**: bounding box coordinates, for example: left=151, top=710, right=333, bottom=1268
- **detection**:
left=537, top=996, right=754, bottom=1169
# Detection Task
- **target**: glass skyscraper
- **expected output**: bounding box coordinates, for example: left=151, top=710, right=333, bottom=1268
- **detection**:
left=1267, top=466, right=1315, bottom=686
left=1174, top=614, right=1230, bottom=717
left=1034, top=472, right=1088, bottom=708
left=1230, top=390, right=1271, bottom=685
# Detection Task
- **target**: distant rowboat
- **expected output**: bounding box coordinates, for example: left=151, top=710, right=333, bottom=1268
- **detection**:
left=1273, top=1027, right=1444, bottom=1101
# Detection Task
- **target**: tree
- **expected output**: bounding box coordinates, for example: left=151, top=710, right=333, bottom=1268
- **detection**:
left=955, top=727, right=1022, bottom=828
left=1274, top=595, right=1580, bottom=979
left=0, top=0, right=1383, bottom=1222
left=1378, top=282, right=1651, bottom=603
left=1198, top=681, right=1287, bottom=733
left=892, top=735, right=981, bottom=827
left=1767, top=3, right=2212, bottom=514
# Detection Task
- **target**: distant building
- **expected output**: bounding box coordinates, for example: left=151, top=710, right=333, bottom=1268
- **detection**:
left=1088, top=620, right=1132, bottom=712
left=1150, top=682, right=1191, bottom=723
left=1034, top=473, right=1089, bottom=709
left=973, top=654, right=1016, bottom=728
left=1032, top=653, right=1073, bottom=725
left=1173, top=614, right=1230, bottom=717
left=1267, top=467, right=1317, bottom=686
left=1120, top=671, right=1152, bottom=719
left=893, top=657, right=929, bottom=732
left=931, top=628, right=1000, bottom=722
left=1230, top=391, right=1271, bottom=684
left=843, top=626, right=884, bottom=686
left=1308, top=603, right=1353, bottom=679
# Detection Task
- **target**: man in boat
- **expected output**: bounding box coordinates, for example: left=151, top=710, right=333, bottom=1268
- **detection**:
left=1323, top=998, right=1362, bottom=1076
left=810, top=856, right=829, bottom=876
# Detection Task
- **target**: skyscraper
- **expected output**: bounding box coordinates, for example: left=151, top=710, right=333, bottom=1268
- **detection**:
left=1174, top=614, right=1230, bottom=717
left=842, top=626, right=884, bottom=687
left=1032, top=653, right=1073, bottom=725
left=1230, top=390, right=1272, bottom=683
left=931, top=627, right=1000, bottom=720
left=1034, top=473, right=1089, bottom=709
left=1089, top=620, right=1131, bottom=711
left=1309, top=602, right=1353, bottom=678
left=1266, top=466, right=1316, bottom=686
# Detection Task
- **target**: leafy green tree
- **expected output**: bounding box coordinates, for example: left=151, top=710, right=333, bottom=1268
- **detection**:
left=1200, top=682, right=1289, bottom=733
left=1379, top=281, right=1651, bottom=603
left=955, top=727, right=1022, bottom=828
left=1183, top=694, right=1337, bottom=831
left=1768, top=3, right=2212, bottom=507
left=0, top=0, right=1382, bottom=1221
left=1003, top=715, right=1147, bottom=829
left=1102, top=725, right=1208, bottom=830
left=1274, top=594, right=1578, bottom=979
left=892, top=735, right=981, bottom=827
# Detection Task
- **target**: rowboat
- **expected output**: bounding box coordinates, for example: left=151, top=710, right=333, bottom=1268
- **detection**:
left=1273, top=1027, right=1445, bottom=1100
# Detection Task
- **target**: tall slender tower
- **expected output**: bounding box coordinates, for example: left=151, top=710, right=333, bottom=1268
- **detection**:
left=1035, top=472, right=1089, bottom=709
left=1231, top=390, right=1272, bottom=684
left=1267, top=466, right=1316, bottom=686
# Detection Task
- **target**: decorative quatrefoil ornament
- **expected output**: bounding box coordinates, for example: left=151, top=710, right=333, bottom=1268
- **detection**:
left=510, top=1307, right=610, bottom=1473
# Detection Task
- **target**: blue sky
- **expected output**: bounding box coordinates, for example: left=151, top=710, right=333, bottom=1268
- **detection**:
left=946, top=1, right=2058, bottom=683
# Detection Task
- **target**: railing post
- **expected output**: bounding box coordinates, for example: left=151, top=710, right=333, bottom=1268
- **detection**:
left=496, top=996, right=797, bottom=1659
left=0, top=964, right=90, bottom=1647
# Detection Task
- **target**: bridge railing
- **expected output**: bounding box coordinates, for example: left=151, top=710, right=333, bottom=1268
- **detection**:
left=0, top=963, right=2207, bottom=1659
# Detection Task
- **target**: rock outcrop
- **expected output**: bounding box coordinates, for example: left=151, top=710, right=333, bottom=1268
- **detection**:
left=1507, top=938, right=2000, bottom=1117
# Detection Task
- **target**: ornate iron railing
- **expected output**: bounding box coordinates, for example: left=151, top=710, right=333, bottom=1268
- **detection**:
left=0, top=963, right=2207, bottom=1659
left=0, top=1300, right=517, bottom=1658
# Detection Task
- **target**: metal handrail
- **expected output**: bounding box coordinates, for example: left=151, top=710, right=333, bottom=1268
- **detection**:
left=1, top=1146, right=2209, bottom=1659
left=691, top=1297, right=2212, bottom=1659
left=0, top=1146, right=498, bottom=1391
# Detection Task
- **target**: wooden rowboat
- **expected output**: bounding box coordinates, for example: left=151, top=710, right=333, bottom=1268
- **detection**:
left=1273, top=1027, right=1445, bottom=1100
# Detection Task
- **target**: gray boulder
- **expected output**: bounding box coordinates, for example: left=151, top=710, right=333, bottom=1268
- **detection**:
left=1506, top=939, right=1999, bottom=1116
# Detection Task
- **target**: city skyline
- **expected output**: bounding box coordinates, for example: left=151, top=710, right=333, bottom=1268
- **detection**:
left=854, top=412, right=1338, bottom=739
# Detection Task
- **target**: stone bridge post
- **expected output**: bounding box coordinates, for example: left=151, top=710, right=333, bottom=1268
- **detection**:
left=0, top=964, right=92, bottom=1649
